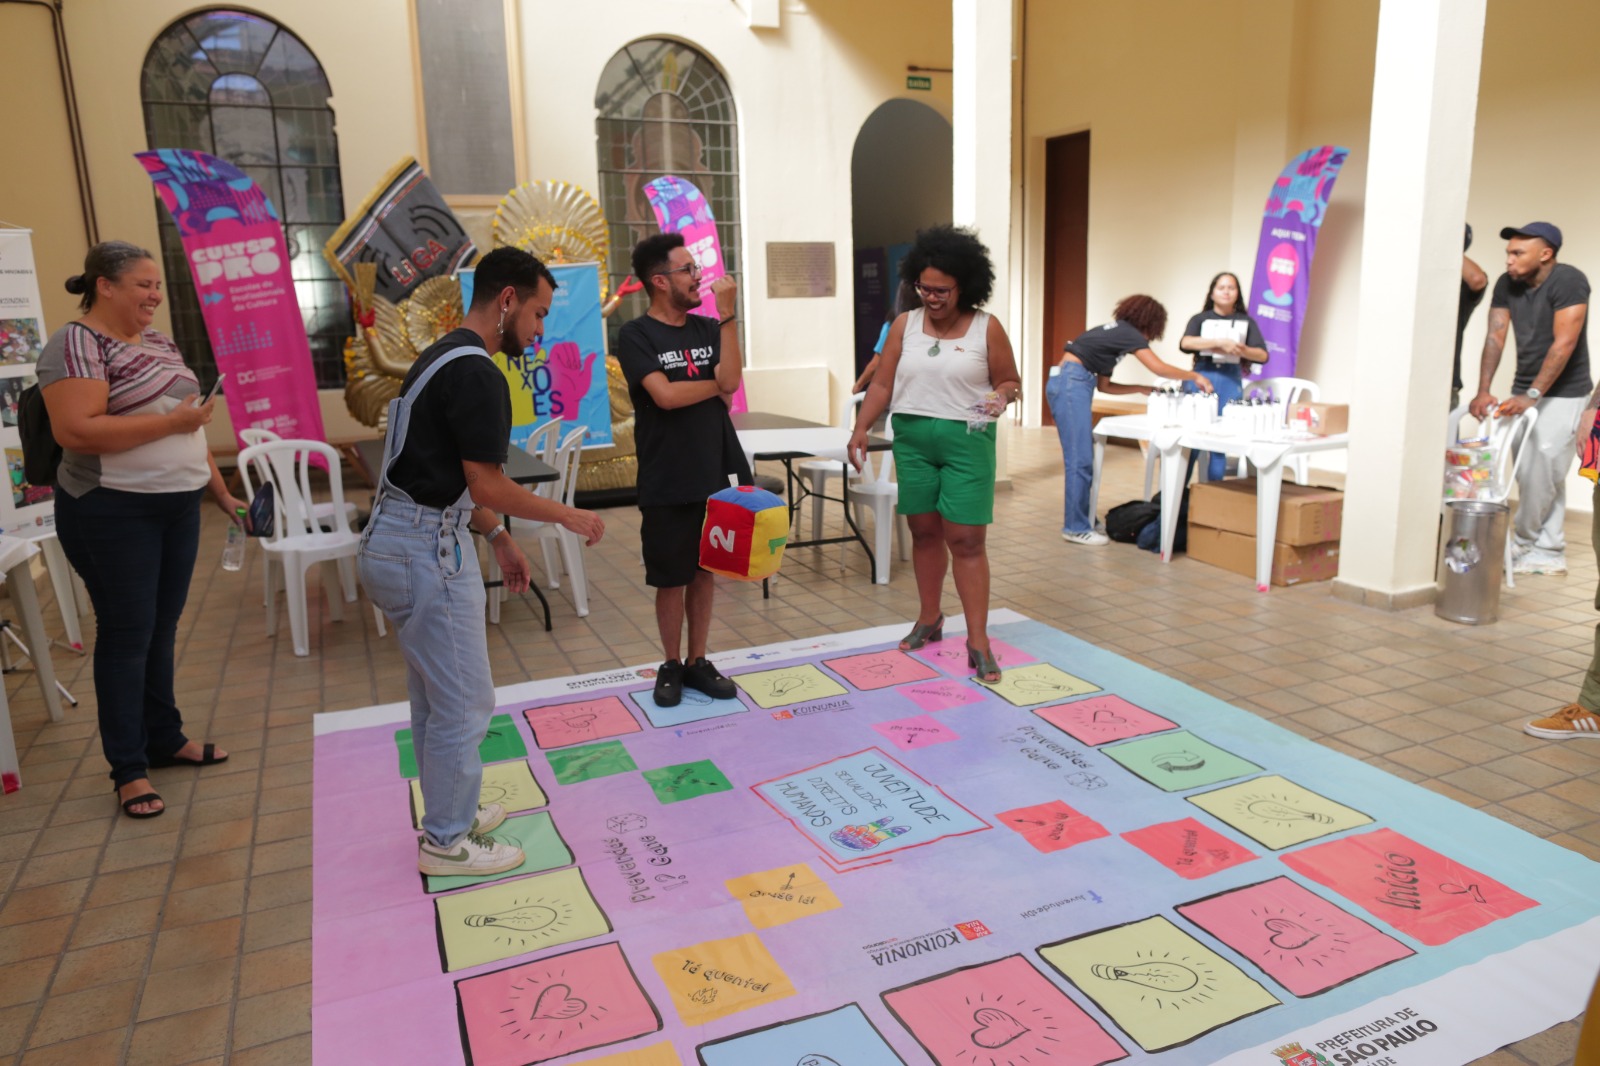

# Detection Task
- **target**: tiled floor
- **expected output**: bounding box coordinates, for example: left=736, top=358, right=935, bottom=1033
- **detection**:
left=1, top=426, right=1595, bottom=1064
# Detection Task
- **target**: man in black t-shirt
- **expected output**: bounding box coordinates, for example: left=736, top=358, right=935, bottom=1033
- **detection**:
left=359, top=248, right=605, bottom=878
left=1470, top=222, right=1592, bottom=576
left=616, top=233, right=750, bottom=707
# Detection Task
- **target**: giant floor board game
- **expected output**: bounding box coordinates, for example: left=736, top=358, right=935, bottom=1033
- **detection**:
left=312, top=610, right=1600, bottom=1065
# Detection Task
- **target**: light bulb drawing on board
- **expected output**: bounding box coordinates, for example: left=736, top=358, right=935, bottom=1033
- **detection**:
left=1246, top=798, right=1334, bottom=825
left=459, top=892, right=576, bottom=951
left=1091, top=960, right=1200, bottom=993
left=463, top=904, right=558, bottom=931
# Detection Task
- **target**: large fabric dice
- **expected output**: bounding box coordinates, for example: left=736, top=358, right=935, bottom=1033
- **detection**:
left=699, top=486, right=788, bottom=580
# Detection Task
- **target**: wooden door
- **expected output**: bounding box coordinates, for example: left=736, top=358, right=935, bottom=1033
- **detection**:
left=1041, top=131, right=1089, bottom=426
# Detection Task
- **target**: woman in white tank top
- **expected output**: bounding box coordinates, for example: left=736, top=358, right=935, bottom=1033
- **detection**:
left=847, top=226, right=1021, bottom=682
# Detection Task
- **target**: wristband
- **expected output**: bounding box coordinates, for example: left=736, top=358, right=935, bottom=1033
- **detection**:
left=485, top=524, right=506, bottom=543
left=719, top=314, right=737, bottom=326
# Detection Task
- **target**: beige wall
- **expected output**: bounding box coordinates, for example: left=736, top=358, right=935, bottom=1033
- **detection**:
left=0, top=2, right=95, bottom=332
left=48, top=0, right=420, bottom=339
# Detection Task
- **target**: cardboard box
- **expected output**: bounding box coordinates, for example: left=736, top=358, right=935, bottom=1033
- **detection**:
left=1186, top=524, right=1341, bottom=587
left=1188, top=480, right=1343, bottom=546
left=1289, top=402, right=1349, bottom=436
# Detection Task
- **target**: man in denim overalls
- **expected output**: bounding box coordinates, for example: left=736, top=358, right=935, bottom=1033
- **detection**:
left=359, top=248, right=606, bottom=876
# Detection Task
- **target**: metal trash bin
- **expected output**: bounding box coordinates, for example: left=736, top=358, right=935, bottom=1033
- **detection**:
left=1436, top=500, right=1510, bottom=625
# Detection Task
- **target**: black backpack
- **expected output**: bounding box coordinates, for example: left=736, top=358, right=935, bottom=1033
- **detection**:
left=1105, top=498, right=1160, bottom=543
left=16, top=383, right=61, bottom=488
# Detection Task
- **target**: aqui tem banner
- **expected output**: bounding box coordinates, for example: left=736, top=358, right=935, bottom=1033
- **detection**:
left=135, top=149, right=327, bottom=451
left=459, top=263, right=612, bottom=452
left=1247, top=145, right=1349, bottom=379
left=644, top=174, right=747, bottom=413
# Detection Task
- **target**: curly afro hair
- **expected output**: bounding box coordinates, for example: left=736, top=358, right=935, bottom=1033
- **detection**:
left=1112, top=294, right=1168, bottom=341
left=899, top=224, right=995, bottom=310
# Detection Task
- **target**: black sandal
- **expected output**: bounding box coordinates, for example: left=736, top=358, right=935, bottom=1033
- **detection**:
left=117, top=786, right=165, bottom=819
left=967, top=641, right=1002, bottom=684
left=149, top=742, right=228, bottom=769
left=899, top=613, right=945, bottom=651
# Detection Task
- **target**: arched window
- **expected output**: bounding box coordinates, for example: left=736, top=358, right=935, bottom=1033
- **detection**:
left=595, top=39, right=741, bottom=336
left=141, top=10, right=350, bottom=387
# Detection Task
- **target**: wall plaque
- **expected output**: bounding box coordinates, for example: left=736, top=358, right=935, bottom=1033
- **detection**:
left=765, top=242, right=836, bottom=298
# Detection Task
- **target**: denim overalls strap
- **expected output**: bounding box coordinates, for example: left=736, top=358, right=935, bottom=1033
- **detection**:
left=373, top=343, right=490, bottom=519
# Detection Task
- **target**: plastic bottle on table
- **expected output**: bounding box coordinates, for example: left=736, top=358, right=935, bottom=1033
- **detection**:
left=221, top=508, right=247, bottom=571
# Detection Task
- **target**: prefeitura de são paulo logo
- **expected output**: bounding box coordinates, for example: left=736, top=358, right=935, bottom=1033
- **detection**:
left=1273, top=1042, right=1333, bottom=1066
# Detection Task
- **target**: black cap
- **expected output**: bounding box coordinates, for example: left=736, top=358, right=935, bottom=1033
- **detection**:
left=1499, top=222, right=1563, bottom=251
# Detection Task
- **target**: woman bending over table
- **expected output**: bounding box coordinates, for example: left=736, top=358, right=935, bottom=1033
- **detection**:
left=848, top=225, right=1020, bottom=682
left=1047, top=295, right=1212, bottom=547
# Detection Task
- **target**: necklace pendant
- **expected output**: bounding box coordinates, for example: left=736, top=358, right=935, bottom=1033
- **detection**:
left=928, top=341, right=941, bottom=357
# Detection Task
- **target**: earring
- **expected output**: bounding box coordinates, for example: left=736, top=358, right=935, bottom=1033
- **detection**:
left=497, top=305, right=508, bottom=333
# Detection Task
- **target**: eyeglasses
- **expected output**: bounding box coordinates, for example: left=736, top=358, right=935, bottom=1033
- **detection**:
left=914, top=282, right=955, bottom=298
left=656, top=263, right=701, bottom=278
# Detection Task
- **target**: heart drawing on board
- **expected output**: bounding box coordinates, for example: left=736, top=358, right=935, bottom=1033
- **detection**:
left=1090, top=708, right=1128, bottom=725
left=1263, top=917, right=1319, bottom=950
left=529, top=982, right=587, bottom=1021
left=970, top=1007, right=1030, bottom=1048
left=562, top=714, right=597, bottom=730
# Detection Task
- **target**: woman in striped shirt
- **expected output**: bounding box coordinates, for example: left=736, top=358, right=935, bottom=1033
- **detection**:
left=38, top=241, right=246, bottom=819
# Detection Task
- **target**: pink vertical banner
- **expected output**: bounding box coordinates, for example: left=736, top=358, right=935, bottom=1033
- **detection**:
left=644, top=174, right=747, bottom=412
left=135, top=149, right=327, bottom=452
left=1247, top=145, right=1349, bottom=379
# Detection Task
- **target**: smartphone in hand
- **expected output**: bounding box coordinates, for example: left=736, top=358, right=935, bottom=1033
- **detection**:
left=203, top=374, right=227, bottom=404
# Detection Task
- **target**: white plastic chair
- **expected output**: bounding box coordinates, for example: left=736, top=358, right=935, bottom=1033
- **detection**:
left=522, top=420, right=561, bottom=468
left=238, top=439, right=378, bottom=656
left=1444, top=408, right=1539, bottom=589
left=490, top=426, right=591, bottom=620
left=848, top=449, right=910, bottom=585
left=799, top=395, right=865, bottom=539
left=1240, top=376, right=1321, bottom=483
left=239, top=427, right=360, bottom=531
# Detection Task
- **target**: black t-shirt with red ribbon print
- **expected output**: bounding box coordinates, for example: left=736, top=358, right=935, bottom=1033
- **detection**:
left=616, top=312, right=752, bottom=508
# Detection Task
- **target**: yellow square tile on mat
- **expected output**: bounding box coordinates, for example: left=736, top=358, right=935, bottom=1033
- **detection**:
left=650, top=932, right=797, bottom=1025
left=976, top=662, right=1099, bottom=707
left=435, top=868, right=609, bottom=972
left=724, top=863, right=841, bottom=929
left=733, top=663, right=848, bottom=709
left=409, top=760, right=547, bottom=829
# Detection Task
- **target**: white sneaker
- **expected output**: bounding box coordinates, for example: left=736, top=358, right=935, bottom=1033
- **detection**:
left=1512, top=555, right=1567, bottom=576
left=418, top=831, right=525, bottom=876
left=472, top=803, right=507, bottom=833
left=1062, top=530, right=1110, bottom=546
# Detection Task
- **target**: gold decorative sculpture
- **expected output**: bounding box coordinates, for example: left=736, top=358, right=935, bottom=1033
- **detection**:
left=334, top=173, right=642, bottom=495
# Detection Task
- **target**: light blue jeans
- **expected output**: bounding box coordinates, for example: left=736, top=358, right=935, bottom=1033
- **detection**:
left=1046, top=362, right=1098, bottom=534
left=1186, top=361, right=1244, bottom=480
left=358, top=497, right=490, bottom=848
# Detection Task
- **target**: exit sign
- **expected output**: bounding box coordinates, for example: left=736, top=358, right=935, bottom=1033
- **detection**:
left=906, top=75, right=932, bottom=91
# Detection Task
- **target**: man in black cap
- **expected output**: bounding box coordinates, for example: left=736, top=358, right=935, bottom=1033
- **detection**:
left=1469, top=222, right=1591, bottom=577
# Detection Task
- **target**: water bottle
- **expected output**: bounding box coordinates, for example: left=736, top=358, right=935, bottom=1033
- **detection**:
left=221, top=508, right=247, bottom=571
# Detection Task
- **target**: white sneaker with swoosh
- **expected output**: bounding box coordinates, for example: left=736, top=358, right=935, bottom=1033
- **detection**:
left=418, top=830, right=525, bottom=876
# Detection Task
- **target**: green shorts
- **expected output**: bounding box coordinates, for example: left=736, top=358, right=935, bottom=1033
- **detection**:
left=890, top=413, right=996, bottom=525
